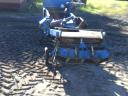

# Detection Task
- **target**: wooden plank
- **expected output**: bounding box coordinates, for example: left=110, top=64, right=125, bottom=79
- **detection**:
left=61, top=30, right=103, bottom=39
left=0, top=0, right=25, bottom=4
left=0, top=3, right=20, bottom=9
left=0, top=0, right=26, bottom=9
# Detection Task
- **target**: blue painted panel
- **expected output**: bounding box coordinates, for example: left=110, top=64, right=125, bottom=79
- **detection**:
left=58, top=48, right=75, bottom=58
left=79, top=51, right=91, bottom=59
left=50, top=29, right=61, bottom=37
left=43, top=0, right=71, bottom=8
left=95, top=50, right=110, bottom=59
left=58, top=48, right=91, bottom=59
left=57, top=48, right=110, bottom=60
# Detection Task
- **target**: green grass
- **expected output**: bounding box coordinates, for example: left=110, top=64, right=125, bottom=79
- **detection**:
left=1, top=0, right=128, bottom=16
left=35, top=0, right=42, bottom=8
left=81, top=0, right=128, bottom=15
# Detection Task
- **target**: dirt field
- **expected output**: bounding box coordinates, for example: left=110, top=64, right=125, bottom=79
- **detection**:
left=0, top=14, right=128, bottom=96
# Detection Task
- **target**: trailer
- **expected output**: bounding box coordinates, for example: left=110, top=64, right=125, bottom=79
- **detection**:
left=0, top=0, right=26, bottom=9
left=39, top=0, right=110, bottom=69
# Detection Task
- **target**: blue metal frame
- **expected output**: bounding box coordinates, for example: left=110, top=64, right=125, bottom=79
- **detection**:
left=40, top=0, right=110, bottom=64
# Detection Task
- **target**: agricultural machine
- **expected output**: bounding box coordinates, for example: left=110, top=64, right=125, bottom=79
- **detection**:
left=39, top=0, right=110, bottom=68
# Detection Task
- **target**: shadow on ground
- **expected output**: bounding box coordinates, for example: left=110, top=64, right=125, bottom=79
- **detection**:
left=59, top=64, right=128, bottom=96
left=76, top=10, right=128, bottom=35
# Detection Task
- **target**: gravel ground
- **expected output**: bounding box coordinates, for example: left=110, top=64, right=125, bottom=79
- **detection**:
left=0, top=14, right=128, bottom=96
